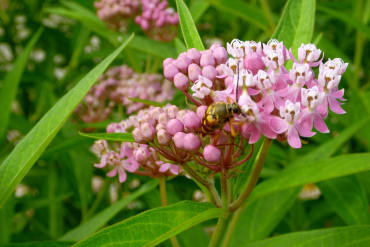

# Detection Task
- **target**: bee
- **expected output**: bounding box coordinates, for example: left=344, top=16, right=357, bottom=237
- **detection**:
left=201, top=101, right=241, bottom=136
left=201, top=62, right=242, bottom=136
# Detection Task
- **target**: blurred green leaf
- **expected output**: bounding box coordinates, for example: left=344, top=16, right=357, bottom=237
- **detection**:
left=176, top=0, right=205, bottom=50
left=0, top=35, right=134, bottom=208
left=318, top=5, right=370, bottom=40
left=128, top=98, right=166, bottom=107
left=79, top=132, right=135, bottom=142
left=73, top=201, right=221, bottom=247
left=244, top=226, right=370, bottom=247
left=249, top=153, right=370, bottom=205
left=175, top=38, right=187, bottom=54
left=272, top=0, right=316, bottom=52
left=45, top=3, right=176, bottom=58
left=190, top=0, right=210, bottom=23
left=207, top=0, right=269, bottom=31
left=61, top=180, right=159, bottom=241
left=318, top=176, right=369, bottom=225
left=3, top=242, right=73, bottom=247
left=0, top=28, right=43, bottom=140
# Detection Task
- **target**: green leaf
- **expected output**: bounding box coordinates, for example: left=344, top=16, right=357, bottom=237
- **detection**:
left=73, top=201, right=222, bottom=247
left=45, top=3, right=176, bottom=58
left=318, top=176, right=369, bottom=225
left=79, top=132, right=135, bottom=142
left=228, top=188, right=300, bottom=246
left=244, top=226, right=370, bottom=247
left=0, top=28, right=43, bottom=140
left=189, top=0, right=210, bottom=23
left=249, top=153, right=370, bottom=204
left=272, top=0, right=316, bottom=52
left=128, top=98, right=166, bottom=107
left=3, top=242, right=73, bottom=247
left=61, top=180, right=159, bottom=241
left=207, top=0, right=269, bottom=31
left=0, top=34, right=134, bottom=208
left=176, top=0, right=205, bottom=50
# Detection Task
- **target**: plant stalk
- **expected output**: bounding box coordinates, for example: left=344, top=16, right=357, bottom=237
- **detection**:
left=159, top=177, right=181, bottom=247
left=229, top=138, right=272, bottom=211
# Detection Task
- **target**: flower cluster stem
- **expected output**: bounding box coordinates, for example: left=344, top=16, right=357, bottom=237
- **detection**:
left=159, top=177, right=181, bottom=247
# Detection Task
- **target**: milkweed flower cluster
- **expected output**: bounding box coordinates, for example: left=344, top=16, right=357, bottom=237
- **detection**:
left=94, top=0, right=179, bottom=41
left=92, top=115, right=182, bottom=183
left=76, top=64, right=173, bottom=123
left=92, top=39, right=347, bottom=183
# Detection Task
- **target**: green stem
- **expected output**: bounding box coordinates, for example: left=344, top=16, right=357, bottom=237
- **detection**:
left=229, top=138, right=272, bottom=211
left=183, top=164, right=222, bottom=208
left=208, top=174, right=230, bottom=247
left=159, top=177, right=181, bottom=247
left=221, top=207, right=242, bottom=247
left=84, top=180, right=109, bottom=221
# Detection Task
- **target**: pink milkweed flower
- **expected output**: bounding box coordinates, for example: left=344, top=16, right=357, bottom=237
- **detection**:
left=243, top=41, right=265, bottom=74
left=191, top=75, right=213, bottom=99
left=270, top=100, right=315, bottom=148
left=317, top=67, right=346, bottom=115
left=239, top=91, right=277, bottom=143
left=157, top=161, right=181, bottom=175
left=321, top=58, right=348, bottom=75
left=298, top=43, right=322, bottom=65
left=227, top=39, right=245, bottom=59
left=254, top=70, right=277, bottom=113
left=300, top=86, right=329, bottom=133
left=283, top=63, right=313, bottom=102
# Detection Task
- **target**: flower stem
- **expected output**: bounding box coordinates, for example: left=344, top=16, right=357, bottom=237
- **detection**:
left=208, top=174, right=230, bottom=247
left=159, top=177, right=181, bottom=247
left=183, top=164, right=222, bottom=208
left=221, top=207, right=242, bottom=247
left=229, top=138, right=272, bottom=211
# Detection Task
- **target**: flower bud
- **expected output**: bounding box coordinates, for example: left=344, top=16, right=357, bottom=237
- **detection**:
left=196, top=105, right=208, bottom=119
left=163, top=63, right=179, bottom=80
left=183, top=133, right=201, bottom=151
left=186, top=48, right=201, bottom=64
left=141, top=123, right=155, bottom=140
left=173, top=72, right=189, bottom=91
left=202, top=65, right=217, bottom=81
left=173, top=132, right=186, bottom=148
left=183, top=111, right=201, bottom=131
left=200, top=51, right=215, bottom=66
left=166, top=119, right=184, bottom=135
left=157, top=128, right=171, bottom=144
left=213, top=47, right=228, bottom=64
left=188, top=63, right=202, bottom=82
left=203, top=145, right=221, bottom=162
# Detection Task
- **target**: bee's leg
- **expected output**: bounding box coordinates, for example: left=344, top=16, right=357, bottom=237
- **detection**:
left=212, top=130, right=221, bottom=145
left=229, top=118, right=243, bottom=137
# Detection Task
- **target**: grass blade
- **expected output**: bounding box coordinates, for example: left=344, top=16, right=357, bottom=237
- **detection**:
left=79, top=132, right=135, bottom=142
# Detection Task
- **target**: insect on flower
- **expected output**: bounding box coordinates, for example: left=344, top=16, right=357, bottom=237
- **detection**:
left=201, top=62, right=243, bottom=136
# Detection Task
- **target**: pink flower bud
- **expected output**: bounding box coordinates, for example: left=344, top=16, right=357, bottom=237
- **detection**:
left=186, top=48, right=201, bottom=64
left=134, top=146, right=151, bottom=162
left=213, top=47, right=228, bottom=64
left=183, top=133, right=201, bottom=151
left=157, top=129, right=171, bottom=144
left=141, top=123, right=155, bottom=140
left=166, top=119, right=184, bottom=135
left=203, top=144, right=221, bottom=162
left=173, top=132, right=186, bottom=148
left=163, top=58, right=174, bottom=67
left=174, top=55, right=191, bottom=73
left=188, top=63, right=202, bottom=82
left=200, top=51, right=215, bottom=67
left=183, top=111, right=201, bottom=131
left=173, top=72, right=189, bottom=91
left=244, top=53, right=265, bottom=75
left=196, top=105, right=208, bottom=119
left=163, top=63, right=179, bottom=80
left=202, top=65, right=217, bottom=81
left=133, top=128, right=145, bottom=143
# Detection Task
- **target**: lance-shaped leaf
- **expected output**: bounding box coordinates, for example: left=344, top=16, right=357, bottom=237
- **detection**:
left=176, top=0, right=204, bottom=50
left=79, top=132, right=135, bottom=142
left=73, top=201, right=222, bottom=247
left=0, top=34, right=134, bottom=208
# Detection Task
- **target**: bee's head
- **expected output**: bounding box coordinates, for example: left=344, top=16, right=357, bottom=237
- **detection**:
left=229, top=103, right=241, bottom=115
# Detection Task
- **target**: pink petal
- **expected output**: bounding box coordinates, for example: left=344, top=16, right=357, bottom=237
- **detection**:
left=118, top=168, right=127, bottom=183
left=296, top=122, right=316, bottom=137
left=328, top=96, right=346, bottom=114
left=106, top=168, right=117, bottom=177
left=159, top=163, right=170, bottom=173
left=248, top=125, right=261, bottom=144
left=170, top=165, right=180, bottom=175
left=314, top=114, right=329, bottom=133
left=260, top=122, right=277, bottom=139
left=287, top=127, right=301, bottom=149
left=122, top=159, right=139, bottom=173
left=332, top=88, right=345, bottom=99
left=269, top=117, right=288, bottom=134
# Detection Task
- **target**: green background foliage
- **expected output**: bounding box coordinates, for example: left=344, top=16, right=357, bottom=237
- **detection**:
left=0, top=0, right=369, bottom=246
